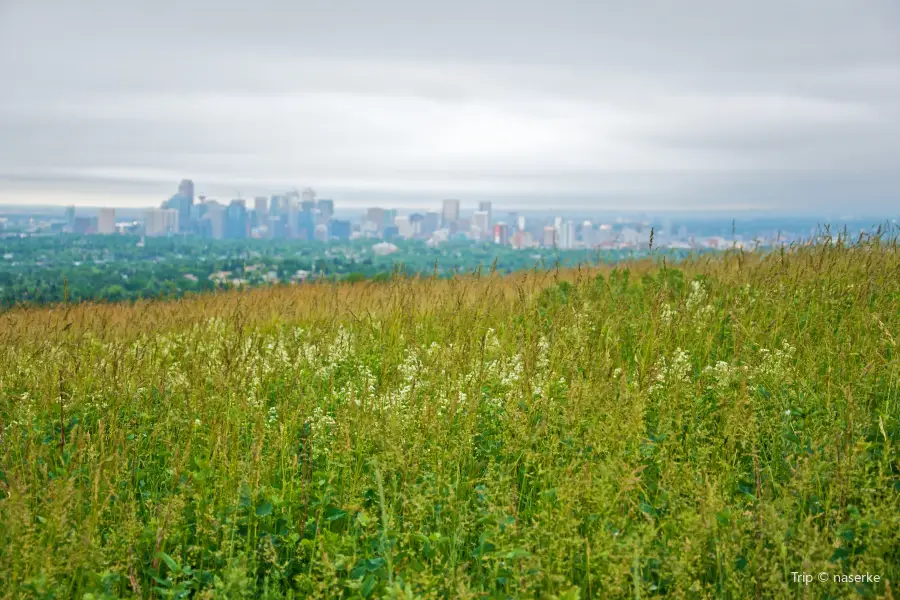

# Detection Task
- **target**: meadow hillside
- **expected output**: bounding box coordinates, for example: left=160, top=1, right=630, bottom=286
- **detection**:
left=0, top=238, right=898, bottom=599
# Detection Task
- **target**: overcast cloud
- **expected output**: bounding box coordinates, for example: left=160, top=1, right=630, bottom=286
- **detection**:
left=1, top=0, right=898, bottom=211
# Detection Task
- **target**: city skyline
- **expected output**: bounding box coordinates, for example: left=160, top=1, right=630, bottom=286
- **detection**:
left=1, top=0, right=899, bottom=212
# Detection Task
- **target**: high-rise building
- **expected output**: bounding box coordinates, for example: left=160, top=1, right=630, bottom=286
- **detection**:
left=73, top=217, right=95, bottom=235
left=516, top=215, right=526, bottom=232
left=314, top=224, right=329, bottom=243
left=270, top=195, right=284, bottom=217
left=65, top=206, right=76, bottom=229
left=97, top=208, right=116, bottom=234
left=200, top=201, right=225, bottom=239
left=162, top=180, right=195, bottom=233
left=558, top=220, right=577, bottom=249
left=225, top=200, right=248, bottom=239
left=582, top=221, right=596, bottom=248
left=493, top=222, right=509, bottom=246
left=365, top=208, right=386, bottom=234
left=478, top=201, right=492, bottom=229
left=330, top=220, right=351, bottom=240
left=145, top=208, right=179, bottom=237
left=472, top=211, right=490, bottom=239
left=317, top=199, right=334, bottom=221
left=442, top=199, right=460, bottom=226
left=395, top=215, right=414, bottom=238
left=254, top=196, right=268, bottom=218
left=543, top=226, right=557, bottom=247
left=422, top=212, right=440, bottom=235
left=178, top=179, right=194, bottom=201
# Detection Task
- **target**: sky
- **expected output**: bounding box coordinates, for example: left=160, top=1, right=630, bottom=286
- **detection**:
left=0, top=0, right=898, bottom=212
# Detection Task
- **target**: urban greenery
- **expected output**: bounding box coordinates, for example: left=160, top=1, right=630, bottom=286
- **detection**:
left=0, top=235, right=677, bottom=308
left=0, top=234, right=898, bottom=598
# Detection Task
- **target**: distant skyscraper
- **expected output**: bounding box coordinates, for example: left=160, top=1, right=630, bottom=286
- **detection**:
left=201, top=201, right=225, bottom=239
left=317, top=199, right=334, bottom=221
left=543, top=226, right=557, bottom=248
left=394, top=215, right=412, bottom=238
left=164, top=180, right=194, bottom=233
left=254, top=196, right=268, bottom=217
left=97, top=208, right=116, bottom=234
left=330, top=220, right=351, bottom=240
left=270, top=195, right=283, bottom=216
left=493, top=222, right=509, bottom=245
left=558, top=220, right=577, bottom=249
left=365, top=207, right=386, bottom=233
left=408, top=213, right=424, bottom=238
left=442, top=199, right=460, bottom=226
left=65, top=206, right=76, bottom=229
left=314, top=223, right=329, bottom=243
left=516, top=215, right=526, bottom=232
left=472, top=211, right=490, bottom=239
left=178, top=179, right=194, bottom=201
left=145, top=208, right=179, bottom=237
left=422, top=212, right=440, bottom=235
left=225, top=200, right=248, bottom=239
left=582, top=221, right=596, bottom=248
left=73, top=216, right=95, bottom=235
left=478, top=201, right=492, bottom=228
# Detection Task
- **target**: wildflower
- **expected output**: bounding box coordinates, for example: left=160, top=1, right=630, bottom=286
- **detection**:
left=308, top=407, right=336, bottom=459
left=649, top=348, right=691, bottom=394
left=686, top=280, right=707, bottom=311
left=660, top=303, right=678, bottom=324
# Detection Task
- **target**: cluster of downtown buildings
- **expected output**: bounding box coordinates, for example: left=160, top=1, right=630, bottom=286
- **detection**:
left=57, top=180, right=699, bottom=250
left=44, top=179, right=804, bottom=250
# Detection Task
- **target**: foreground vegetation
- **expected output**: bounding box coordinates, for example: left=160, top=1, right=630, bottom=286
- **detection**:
left=0, top=236, right=898, bottom=598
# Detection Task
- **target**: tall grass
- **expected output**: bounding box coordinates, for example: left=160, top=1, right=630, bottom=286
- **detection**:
left=0, top=237, right=898, bottom=598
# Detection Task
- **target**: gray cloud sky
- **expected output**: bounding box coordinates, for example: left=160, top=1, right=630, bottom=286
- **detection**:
left=1, top=0, right=898, bottom=212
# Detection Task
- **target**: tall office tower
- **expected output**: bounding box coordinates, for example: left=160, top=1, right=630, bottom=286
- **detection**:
left=365, top=207, right=386, bottom=233
left=472, top=211, right=490, bottom=239
left=254, top=196, right=268, bottom=219
left=581, top=221, right=595, bottom=248
left=65, top=205, right=76, bottom=229
left=285, top=190, right=301, bottom=212
left=97, top=208, right=116, bottom=234
left=442, top=199, right=460, bottom=226
left=201, top=201, right=225, bottom=239
left=422, top=212, right=440, bottom=235
left=558, top=220, right=577, bottom=249
left=178, top=179, right=194, bottom=202
left=543, top=226, right=557, bottom=247
left=330, top=220, right=351, bottom=240
left=225, top=199, right=248, bottom=239
left=317, top=199, right=334, bottom=221
left=73, top=217, right=95, bottom=234
left=516, top=215, right=526, bottom=232
left=301, top=187, right=316, bottom=213
left=270, top=195, right=283, bottom=216
left=145, top=208, right=179, bottom=237
left=493, top=222, right=509, bottom=246
left=408, top=213, right=424, bottom=238
left=394, top=215, right=413, bottom=238
left=478, top=201, right=492, bottom=228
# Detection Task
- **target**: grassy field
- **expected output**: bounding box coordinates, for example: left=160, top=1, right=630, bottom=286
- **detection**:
left=0, top=236, right=898, bottom=599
